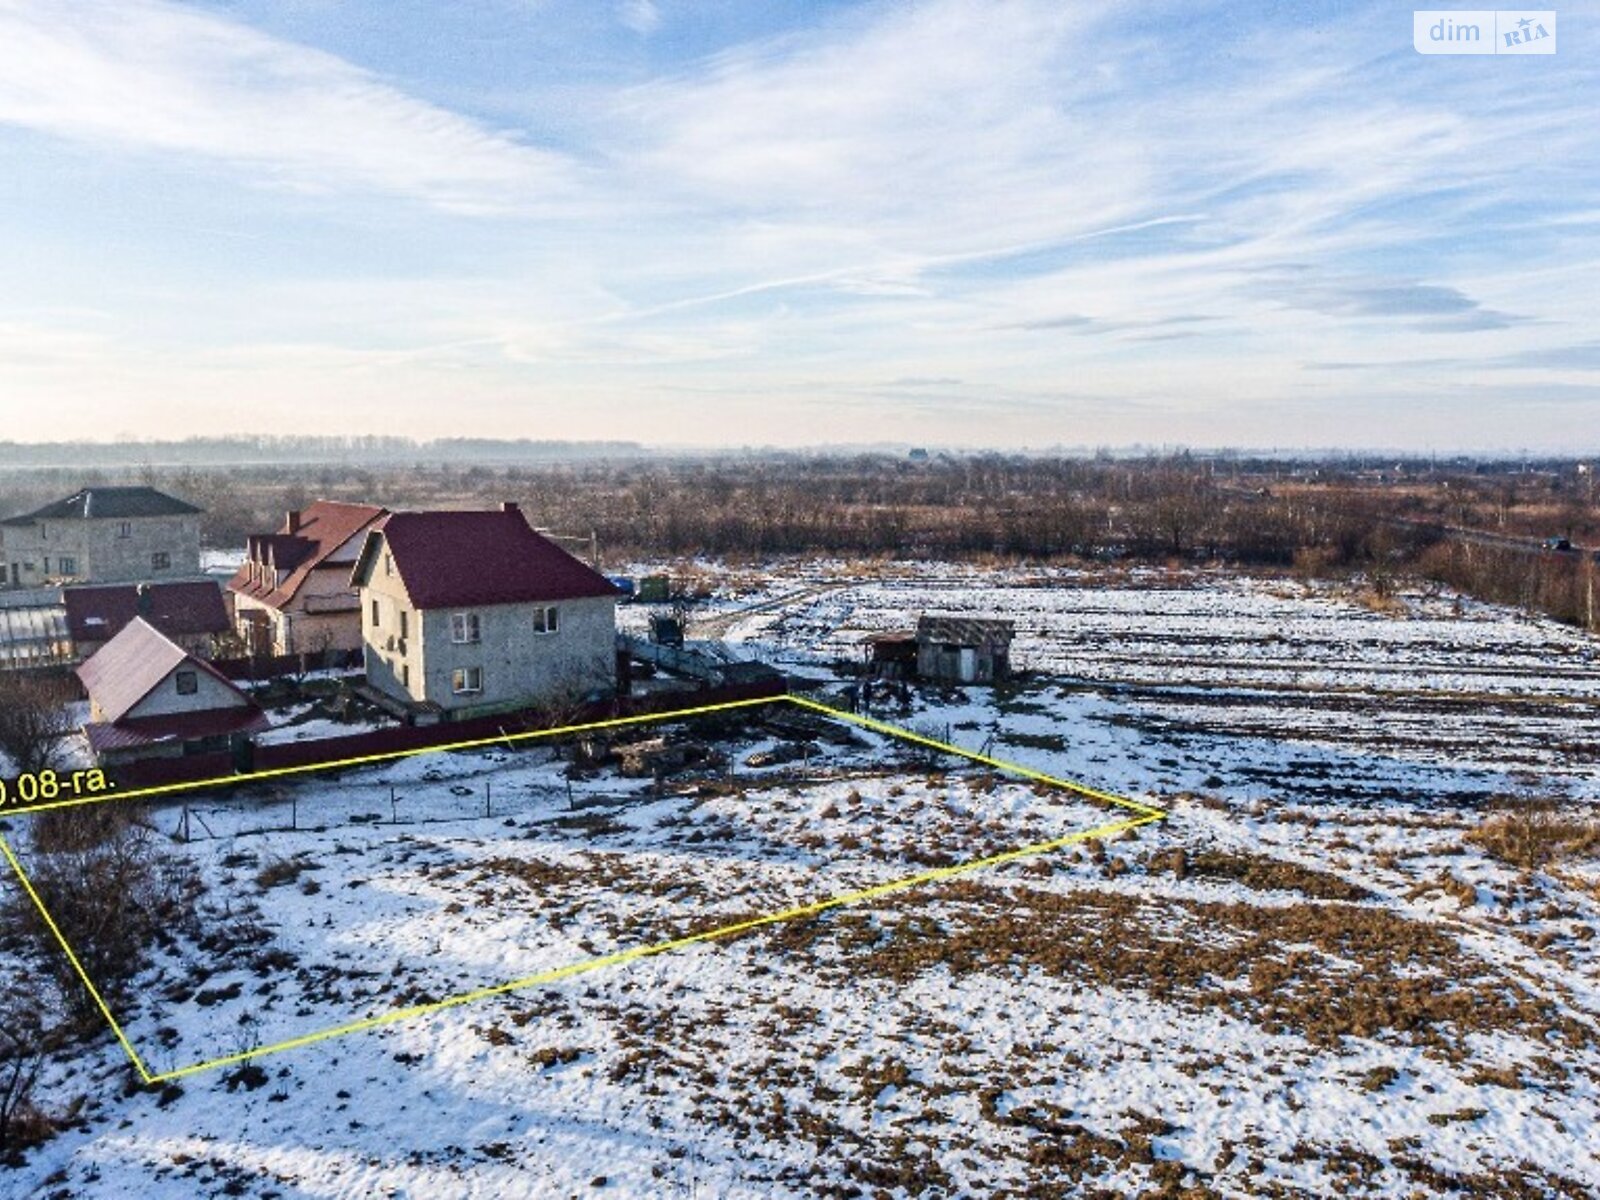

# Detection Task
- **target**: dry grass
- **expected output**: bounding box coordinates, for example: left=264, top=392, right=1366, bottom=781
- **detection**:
left=1467, top=807, right=1600, bottom=870
left=1352, top=587, right=1408, bottom=616
left=254, top=855, right=317, bottom=891
left=753, top=884, right=1593, bottom=1063
left=1156, top=849, right=1372, bottom=902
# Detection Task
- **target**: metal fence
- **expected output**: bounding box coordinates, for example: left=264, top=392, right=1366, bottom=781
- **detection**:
left=166, top=768, right=588, bottom=843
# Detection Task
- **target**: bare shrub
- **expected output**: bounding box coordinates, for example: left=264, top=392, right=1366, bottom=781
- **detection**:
left=9, top=815, right=203, bottom=1028
left=255, top=854, right=316, bottom=891
left=0, top=673, right=77, bottom=776
left=28, top=805, right=130, bottom=854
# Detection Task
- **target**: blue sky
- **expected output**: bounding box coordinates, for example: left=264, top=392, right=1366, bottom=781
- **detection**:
left=0, top=0, right=1595, bottom=450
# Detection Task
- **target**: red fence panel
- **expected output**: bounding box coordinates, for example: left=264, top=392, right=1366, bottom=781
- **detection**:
left=107, top=751, right=235, bottom=793
left=104, top=678, right=789, bottom=798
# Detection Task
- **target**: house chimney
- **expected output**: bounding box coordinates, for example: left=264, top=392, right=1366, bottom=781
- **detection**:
left=501, top=502, right=521, bottom=516
left=136, top=583, right=153, bottom=618
left=286, top=510, right=302, bottom=533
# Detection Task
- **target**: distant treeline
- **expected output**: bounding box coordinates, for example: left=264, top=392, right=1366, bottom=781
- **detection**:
left=0, top=436, right=645, bottom=468
left=2, top=452, right=1595, bottom=631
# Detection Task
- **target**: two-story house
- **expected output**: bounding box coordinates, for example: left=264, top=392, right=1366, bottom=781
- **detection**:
left=0, top=486, right=202, bottom=588
left=352, top=504, right=619, bottom=720
left=229, top=501, right=387, bottom=656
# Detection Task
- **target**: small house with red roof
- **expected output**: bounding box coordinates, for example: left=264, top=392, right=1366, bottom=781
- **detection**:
left=230, top=501, right=387, bottom=657
left=76, top=617, right=267, bottom=765
left=351, top=504, right=619, bottom=719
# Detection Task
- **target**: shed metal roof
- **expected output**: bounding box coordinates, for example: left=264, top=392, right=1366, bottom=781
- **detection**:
left=915, top=615, right=1016, bottom=646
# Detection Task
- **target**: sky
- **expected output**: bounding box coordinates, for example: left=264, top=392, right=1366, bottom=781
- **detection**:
left=0, top=0, right=1596, bottom=452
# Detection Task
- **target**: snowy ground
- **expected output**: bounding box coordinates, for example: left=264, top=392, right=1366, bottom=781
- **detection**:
left=2, top=566, right=1598, bottom=1198
left=253, top=700, right=390, bottom=747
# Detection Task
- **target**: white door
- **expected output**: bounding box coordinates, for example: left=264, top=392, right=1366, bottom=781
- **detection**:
left=958, top=647, right=977, bottom=683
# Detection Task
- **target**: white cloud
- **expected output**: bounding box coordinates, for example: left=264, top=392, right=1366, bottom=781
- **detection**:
left=619, top=0, right=660, bottom=36
left=0, top=0, right=579, bottom=213
left=616, top=0, right=1136, bottom=242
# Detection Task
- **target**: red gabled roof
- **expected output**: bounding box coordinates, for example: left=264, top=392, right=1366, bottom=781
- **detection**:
left=76, top=617, right=254, bottom=724
left=229, top=500, right=386, bottom=611
left=362, top=509, right=619, bottom=610
left=64, top=581, right=229, bottom=645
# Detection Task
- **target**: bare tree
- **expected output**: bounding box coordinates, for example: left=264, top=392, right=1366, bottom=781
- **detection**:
left=0, top=673, right=76, bottom=776
left=292, top=626, right=338, bottom=682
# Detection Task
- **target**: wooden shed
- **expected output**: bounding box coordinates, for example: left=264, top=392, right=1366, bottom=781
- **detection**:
left=915, top=615, right=1015, bottom=684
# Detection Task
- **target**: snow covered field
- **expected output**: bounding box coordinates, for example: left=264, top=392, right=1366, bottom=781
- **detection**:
left=3, top=567, right=1598, bottom=1198
left=704, top=564, right=1600, bottom=785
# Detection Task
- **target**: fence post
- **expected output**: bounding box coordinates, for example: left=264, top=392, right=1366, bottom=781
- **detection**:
left=485, top=779, right=492, bottom=819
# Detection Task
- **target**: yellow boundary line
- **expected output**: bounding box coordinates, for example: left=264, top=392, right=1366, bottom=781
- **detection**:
left=786, top=696, right=1165, bottom=819
left=0, top=836, right=153, bottom=1080
left=0, top=693, right=1166, bottom=1083
left=1, top=694, right=783, bottom=818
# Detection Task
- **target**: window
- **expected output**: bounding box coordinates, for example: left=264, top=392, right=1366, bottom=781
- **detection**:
left=399, top=610, right=409, bottom=639
left=175, top=670, right=198, bottom=696
left=371, top=599, right=380, bottom=626
left=58, top=556, right=76, bottom=575
left=41, top=558, right=50, bottom=574
left=401, top=664, right=410, bottom=688
left=451, top=612, right=480, bottom=644
left=384, top=552, right=394, bottom=576
left=118, top=521, right=131, bottom=539
left=151, top=552, right=171, bottom=571
left=532, top=605, right=559, bottom=634
left=451, top=666, right=482, bottom=694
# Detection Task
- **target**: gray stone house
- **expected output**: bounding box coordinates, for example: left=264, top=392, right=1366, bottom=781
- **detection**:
left=352, top=504, right=620, bottom=720
left=0, top=486, right=202, bottom=588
